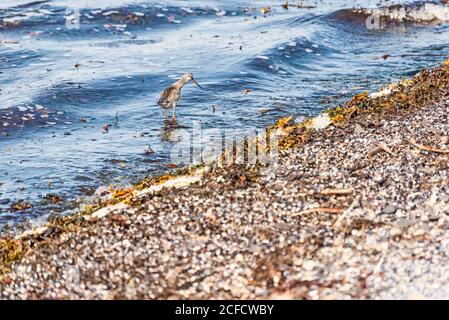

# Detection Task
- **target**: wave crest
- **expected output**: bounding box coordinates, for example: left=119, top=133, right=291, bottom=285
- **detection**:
left=357, top=2, right=449, bottom=23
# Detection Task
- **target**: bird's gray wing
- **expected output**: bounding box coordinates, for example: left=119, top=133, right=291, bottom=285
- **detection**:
left=158, top=86, right=177, bottom=106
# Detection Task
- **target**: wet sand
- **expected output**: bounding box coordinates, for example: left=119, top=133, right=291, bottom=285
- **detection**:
left=0, top=61, right=449, bottom=299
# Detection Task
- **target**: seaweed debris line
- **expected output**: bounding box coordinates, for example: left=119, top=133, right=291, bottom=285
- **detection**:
left=1, top=60, right=449, bottom=299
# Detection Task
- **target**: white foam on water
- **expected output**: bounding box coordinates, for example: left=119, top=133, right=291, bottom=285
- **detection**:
left=364, top=3, right=449, bottom=22
left=0, top=0, right=37, bottom=9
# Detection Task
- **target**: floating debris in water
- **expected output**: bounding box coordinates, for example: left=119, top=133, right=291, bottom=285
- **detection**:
left=43, top=194, right=63, bottom=204
left=144, top=145, right=155, bottom=155
left=102, top=124, right=110, bottom=133
left=261, top=6, right=271, bottom=15
left=11, top=201, right=32, bottom=211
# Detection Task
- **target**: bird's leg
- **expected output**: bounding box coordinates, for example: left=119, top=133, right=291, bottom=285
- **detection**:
left=172, top=102, right=177, bottom=120
left=163, top=108, right=167, bottom=119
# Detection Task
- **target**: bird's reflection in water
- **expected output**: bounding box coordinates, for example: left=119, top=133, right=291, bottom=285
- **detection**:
left=161, top=118, right=177, bottom=142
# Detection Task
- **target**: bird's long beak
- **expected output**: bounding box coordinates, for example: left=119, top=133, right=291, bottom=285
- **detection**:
left=191, top=78, right=203, bottom=89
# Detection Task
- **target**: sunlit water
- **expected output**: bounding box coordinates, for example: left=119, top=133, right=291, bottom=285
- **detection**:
left=0, top=0, right=448, bottom=228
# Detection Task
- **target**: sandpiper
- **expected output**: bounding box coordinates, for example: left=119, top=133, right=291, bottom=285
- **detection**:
left=158, top=72, right=202, bottom=120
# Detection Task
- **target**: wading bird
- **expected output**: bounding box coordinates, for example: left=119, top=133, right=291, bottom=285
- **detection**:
left=158, top=73, right=202, bottom=120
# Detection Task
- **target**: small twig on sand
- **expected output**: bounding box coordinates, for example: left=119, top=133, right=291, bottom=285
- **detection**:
left=332, top=195, right=360, bottom=228
left=373, top=255, right=385, bottom=274
left=409, top=138, right=449, bottom=154
left=421, top=179, right=449, bottom=188
left=320, top=188, right=354, bottom=196
left=298, top=188, right=354, bottom=197
left=291, top=207, right=344, bottom=216
left=367, top=142, right=396, bottom=158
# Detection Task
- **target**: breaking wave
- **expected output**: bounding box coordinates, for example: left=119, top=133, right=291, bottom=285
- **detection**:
left=357, top=2, right=449, bottom=23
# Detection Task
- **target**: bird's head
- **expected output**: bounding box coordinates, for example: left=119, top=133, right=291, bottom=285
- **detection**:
left=182, top=72, right=202, bottom=89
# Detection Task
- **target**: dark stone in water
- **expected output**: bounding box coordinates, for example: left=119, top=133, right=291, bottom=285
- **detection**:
left=79, top=187, right=96, bottom=196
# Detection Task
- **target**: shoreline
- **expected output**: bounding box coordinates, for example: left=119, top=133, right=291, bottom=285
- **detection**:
left=1, top=59, right=449, bottom=298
